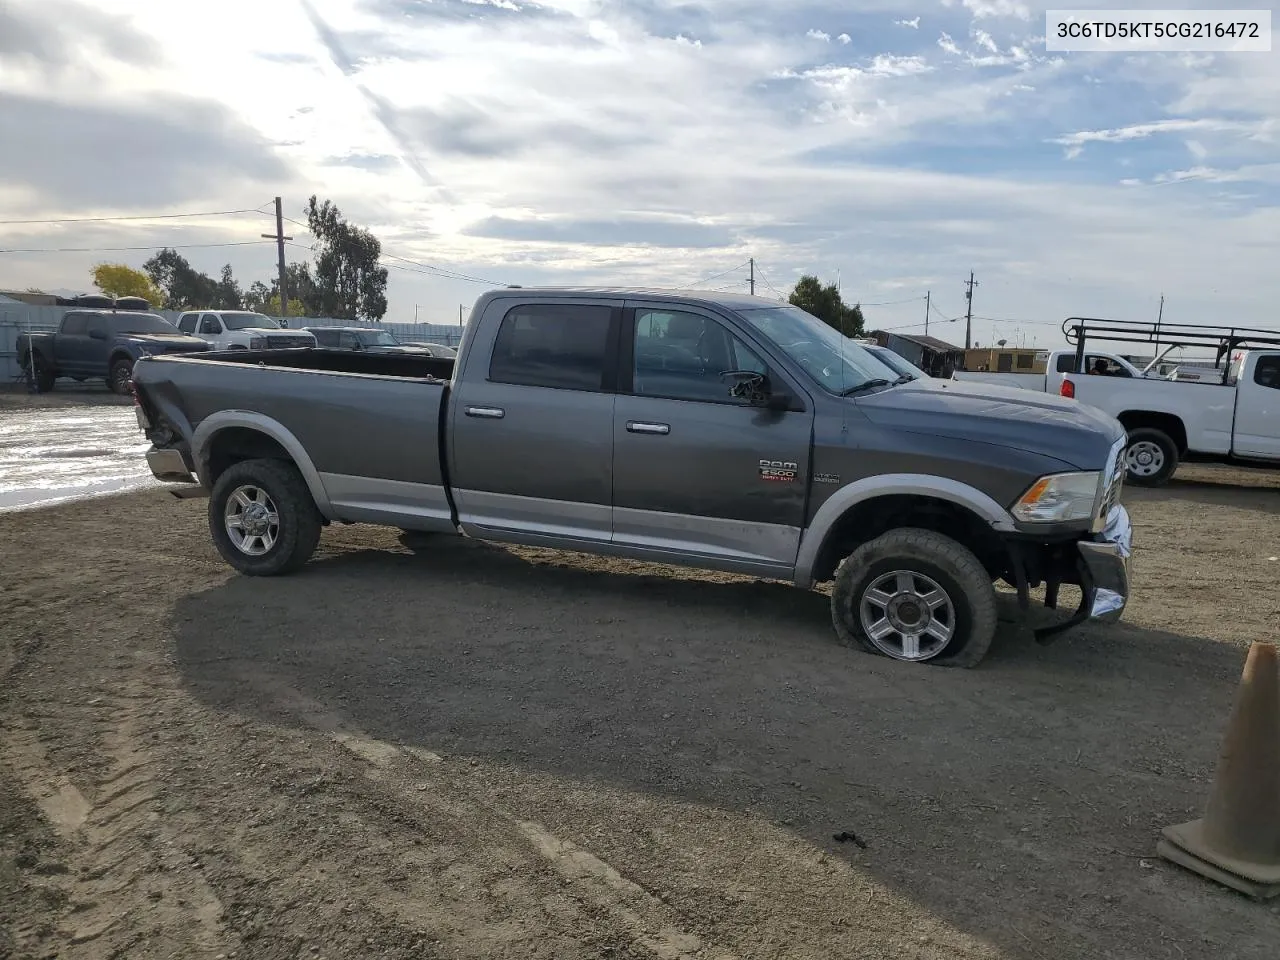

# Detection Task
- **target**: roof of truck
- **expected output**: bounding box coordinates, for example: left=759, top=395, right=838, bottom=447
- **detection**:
left=477, top=287, right=789, bottom=310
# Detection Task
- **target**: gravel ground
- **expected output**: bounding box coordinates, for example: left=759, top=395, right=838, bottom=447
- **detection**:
left=4, top=398, right=1280, bottom=959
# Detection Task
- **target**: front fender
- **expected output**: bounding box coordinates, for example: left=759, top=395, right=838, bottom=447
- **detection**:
left=792, top=473, right=1017, bottom=589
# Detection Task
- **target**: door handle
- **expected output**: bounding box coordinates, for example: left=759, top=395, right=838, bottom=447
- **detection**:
left=465, top=406, right=505, bottom=419
left=626, top=421, right=670, bottom=435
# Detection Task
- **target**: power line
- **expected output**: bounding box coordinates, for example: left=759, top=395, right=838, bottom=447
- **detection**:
left=0, top=207, right=267, bottom=227
left=0, top=240, right=273, bottom=254
left=853, top=294, right=929, bottom=307
left=752, top=263, right=786, bottom=300
left=682, top=259, right=751, bottom=288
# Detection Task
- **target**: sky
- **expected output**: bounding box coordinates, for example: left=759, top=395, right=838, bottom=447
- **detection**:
left=0, top=0, right=1276, bottom=350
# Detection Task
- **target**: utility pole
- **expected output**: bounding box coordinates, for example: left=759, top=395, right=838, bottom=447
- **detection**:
left=260, top=197, right=292, bottom=322
left=924, top=290, right=931, bottom=337
left=749, top=258, right=755, bottom=296
left=963, top=271, right=978, bottom=350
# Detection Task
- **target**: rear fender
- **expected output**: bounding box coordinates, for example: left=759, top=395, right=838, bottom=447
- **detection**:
left=191, top=411, right=334, bottom=519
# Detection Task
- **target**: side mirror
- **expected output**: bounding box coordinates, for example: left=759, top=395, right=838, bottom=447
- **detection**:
left=723, top=370, right=788, bottom=408
left=88, top=329, right=107, bottom=340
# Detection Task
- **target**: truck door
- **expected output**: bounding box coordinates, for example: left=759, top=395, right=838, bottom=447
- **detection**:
left=1230, top=352, right=1280, bottom=460
left=449, top=299, right=618, bottom=543
left=56, top=312, right=91, bottom=374
left=198, top=313, right=225, bottom=348
left=610, top=302, right=814, bottom=573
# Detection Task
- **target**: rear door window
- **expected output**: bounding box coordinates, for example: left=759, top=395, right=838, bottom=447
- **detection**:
left=178, top=314, right=197, bottom=334
left=60, top=313, right=88, bottom=335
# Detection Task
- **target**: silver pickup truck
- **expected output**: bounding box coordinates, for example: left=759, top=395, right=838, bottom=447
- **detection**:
left=131, top=287, right=1132, bottom=668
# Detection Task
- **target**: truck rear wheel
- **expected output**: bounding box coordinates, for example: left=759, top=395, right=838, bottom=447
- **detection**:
left=1124, top=427, right=1178, bottom=487
left=830, top=528, right=997, bottom=668
left=23, top=353, right=56, bottom=393
left=209, top=458, right=322, bottom=576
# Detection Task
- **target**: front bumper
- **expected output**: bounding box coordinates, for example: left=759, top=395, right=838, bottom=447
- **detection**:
left=1031, top=503, right=1132, bottom=642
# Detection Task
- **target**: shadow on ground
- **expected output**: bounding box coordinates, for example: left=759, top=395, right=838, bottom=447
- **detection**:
left=173, top=535, right=1277, bottom=960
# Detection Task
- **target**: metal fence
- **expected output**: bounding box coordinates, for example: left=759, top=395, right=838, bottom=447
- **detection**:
left=0, top=303, right=466, bottom=382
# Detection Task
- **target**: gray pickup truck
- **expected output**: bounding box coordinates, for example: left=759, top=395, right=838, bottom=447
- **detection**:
left=131, top=288, right=1132, bottom=668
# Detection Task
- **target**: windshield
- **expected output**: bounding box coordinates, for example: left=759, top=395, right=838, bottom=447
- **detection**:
left=357, top=330, right=400, bottom=347
left=113, top=313, right=179, bottom=335
left=868, top=346, right=929, bottom=380
left=221, top=313, right=278, bottom=331
left=735, top=304, right=901, bottom=394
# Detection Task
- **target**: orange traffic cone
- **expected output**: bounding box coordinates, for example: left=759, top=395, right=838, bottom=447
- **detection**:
left=1157, top=641, right=1280, bottom=899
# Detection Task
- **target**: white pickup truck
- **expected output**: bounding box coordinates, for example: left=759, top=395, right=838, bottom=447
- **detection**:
left=1046, top=317, right=1280, bottom=486
left=952, top=348, right=1167, bottom=393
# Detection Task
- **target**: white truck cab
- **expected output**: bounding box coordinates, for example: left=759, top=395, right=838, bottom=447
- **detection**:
left=176, top=310, right=317, bottom=351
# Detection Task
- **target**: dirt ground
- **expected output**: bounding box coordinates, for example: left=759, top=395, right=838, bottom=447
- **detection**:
left=4, top=398, right=1280, bottom=959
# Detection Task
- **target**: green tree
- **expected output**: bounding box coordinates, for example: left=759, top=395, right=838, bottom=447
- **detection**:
left=304, top=195, right=388, bottom=320
left=265, top=294, right=306, bottom=316
left=211, top=264, right=243, bottom=310
left=142, top=248, right=218, bottom=310
left=91, top=263, right=164, bottom=305
left=788, top=274, right=865, bottom=337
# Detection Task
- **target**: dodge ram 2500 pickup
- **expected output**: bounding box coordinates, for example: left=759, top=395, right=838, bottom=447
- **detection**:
left=130, top=288, right=1133, bottom=668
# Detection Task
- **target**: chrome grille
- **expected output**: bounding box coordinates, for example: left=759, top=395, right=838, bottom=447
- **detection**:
left=268, top=335, right=315, bottom=349
left=1098, top=439, right=1126, bottom=520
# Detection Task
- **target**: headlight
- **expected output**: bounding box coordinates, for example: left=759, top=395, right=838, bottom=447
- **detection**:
left=1011, top=471, right=1101, bottom=524
left=249, top=337, right=266, bottom=349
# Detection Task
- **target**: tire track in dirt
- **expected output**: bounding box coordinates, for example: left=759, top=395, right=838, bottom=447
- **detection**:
left=1, top=683, right=237, bottom=958
left=239, top=666, right=741, bottom=960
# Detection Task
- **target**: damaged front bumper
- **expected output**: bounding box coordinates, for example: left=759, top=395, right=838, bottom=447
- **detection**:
left=1007, top=504, right=1133, bottom=643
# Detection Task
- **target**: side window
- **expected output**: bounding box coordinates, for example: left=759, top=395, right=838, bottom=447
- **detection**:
left=61, top=313, right=87, bottom=335
left=1253, top=356, right=1280, bottom=390
left=199, top=314, right=222, bottom=335
left=489, top=303, right=613, bottom=391
left=339, top=331, right=362, bottom=349
left=632, top=309, right=768, bottom=403
left=178, top=314, right=197, bottom=334
left=1055, top=353, right=1076, bottom=373
left=86, top=315, right=107, bottom=338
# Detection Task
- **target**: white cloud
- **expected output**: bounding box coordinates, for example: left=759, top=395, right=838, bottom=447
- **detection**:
left=806, top=29, right=831, bottom=42
left=973, top=29, right=999, bottom=54
left=1185, top=139, right=1208, bottom=160
left=837, top=33, right=851, bottom=45
left=895, top=17, right=920, bottom=29
left=961, top=0, right=1030, bottom=19
left=0, top=0, right=1276, bottom=338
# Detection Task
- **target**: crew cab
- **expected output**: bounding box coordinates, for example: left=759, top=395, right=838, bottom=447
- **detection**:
left=17, top=309, right=211, bottom=394
left=130, top=288, right=1133, bottom=669
left=176, top=310, right=317, bottom=350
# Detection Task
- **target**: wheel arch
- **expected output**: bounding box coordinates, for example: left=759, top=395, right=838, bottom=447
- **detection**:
left=1117, top=410, right=1188, bottom=454
left=191, top=412, right=334, bottom=519
left=793, top=475, right=1015, bottom=588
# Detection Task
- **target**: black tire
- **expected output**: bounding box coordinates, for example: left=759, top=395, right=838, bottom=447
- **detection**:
left=208, top=458, right=323, bottom=576
left=1123, top=427, right=1178, bottom=487
left=830, top=528, right=998, bottom=668
left=26, top=353, right=56, bottom=393
left=108, top=357, right=134, bottom=395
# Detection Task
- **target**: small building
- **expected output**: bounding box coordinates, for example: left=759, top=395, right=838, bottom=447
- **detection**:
left=962, top=347, right=1048, bottom=374
left=868, top=331, right=965, bottom=378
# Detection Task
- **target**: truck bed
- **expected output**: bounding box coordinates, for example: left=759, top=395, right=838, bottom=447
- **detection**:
left=134, top=348, right=457, bottom=531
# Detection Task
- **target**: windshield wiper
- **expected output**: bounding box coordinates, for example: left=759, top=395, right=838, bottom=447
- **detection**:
left=840, top=379, right=892, bottom=397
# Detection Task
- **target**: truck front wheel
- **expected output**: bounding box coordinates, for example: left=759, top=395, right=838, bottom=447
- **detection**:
left=830, top=528, right=998, bottom=668
left=1123, top=427, right=1178, bottom=487
left=108, top=357, right=134, bottom=395
left=209, top=459, right=322, bottom=576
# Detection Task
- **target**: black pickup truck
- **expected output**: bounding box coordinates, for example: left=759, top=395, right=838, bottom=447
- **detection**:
left=18, top=309, right=211, bottom=394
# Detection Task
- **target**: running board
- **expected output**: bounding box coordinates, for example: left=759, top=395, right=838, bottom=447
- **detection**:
left=169, top=486, right=210, bottom=500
